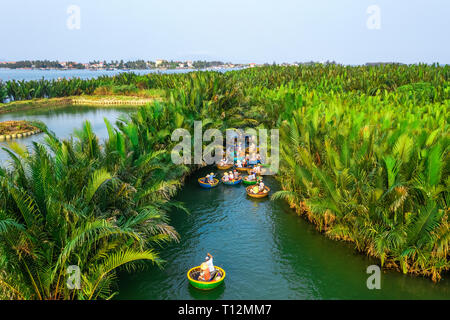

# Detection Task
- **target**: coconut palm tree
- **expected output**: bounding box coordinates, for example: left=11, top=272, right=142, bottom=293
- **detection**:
left=0, top=121, right=183, bottom=299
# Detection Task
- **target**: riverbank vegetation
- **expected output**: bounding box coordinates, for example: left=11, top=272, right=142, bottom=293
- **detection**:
left=240, top=65, right=449, bottom=281
left=269, top=87, right=448, bottom=281
left=0, top=91, right=164, bottom=113
left=0, top=64, right=448, bottom=299
left=0, top=106, right=194, bottom=299
left=0, top=74, right=159, bottom=102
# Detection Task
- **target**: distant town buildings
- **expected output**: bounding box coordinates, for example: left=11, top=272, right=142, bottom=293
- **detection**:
left=155, top=59, right=165, bottom=67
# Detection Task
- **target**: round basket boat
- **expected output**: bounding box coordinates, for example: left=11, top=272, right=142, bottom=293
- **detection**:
left=217, top=163, right=233, bottom=170
left=242, top=176, right=258, bottom=185
left=198, top=178, right=219, bottom=189
left=187, top=266, right=226, bottom=290
left=222, top=177, right=242, bottom=185
left=246, top=185, right=270, bottom=198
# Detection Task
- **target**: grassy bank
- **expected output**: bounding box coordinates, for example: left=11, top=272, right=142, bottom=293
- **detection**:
left=0, top=93, right=164, bottom=114
left=0, top=97, right=73, bottom=113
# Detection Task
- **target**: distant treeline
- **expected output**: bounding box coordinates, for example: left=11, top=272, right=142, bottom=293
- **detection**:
left=0, top=59, right=232, bottom=70
left=0, top=60, right=84, bottom=69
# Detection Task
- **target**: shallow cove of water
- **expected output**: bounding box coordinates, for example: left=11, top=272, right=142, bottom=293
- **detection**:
left=0, top=105, right=131, bottom=162
left=117, top=167, right=450, bottom=300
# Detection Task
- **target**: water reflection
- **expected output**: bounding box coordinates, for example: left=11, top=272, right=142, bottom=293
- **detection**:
left=0, top=105, right=131, bottom=162
left=188, top=283, right=226, bottom=300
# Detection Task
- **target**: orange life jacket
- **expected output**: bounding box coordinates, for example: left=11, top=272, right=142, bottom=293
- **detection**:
left=203, top=269, right=211, bottom=281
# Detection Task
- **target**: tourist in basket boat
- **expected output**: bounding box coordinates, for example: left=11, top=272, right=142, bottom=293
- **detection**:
left=198, top=253, right=218, bottom=281
left=205, top=253, right=215, bottom=273
left=259, top=181, right=265, bottom=192
left=198, top=262, right=211, bottom=281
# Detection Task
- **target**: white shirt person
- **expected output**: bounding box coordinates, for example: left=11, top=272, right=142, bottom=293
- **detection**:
left=205, top=253, right=215, bottom=273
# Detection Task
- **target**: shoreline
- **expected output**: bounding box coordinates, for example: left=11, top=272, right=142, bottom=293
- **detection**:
left=0, top=66, right=244, bottom=73
left=0, top=95, right=160, bottom=114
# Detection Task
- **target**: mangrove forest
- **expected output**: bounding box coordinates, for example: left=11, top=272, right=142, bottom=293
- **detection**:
left=0, top=64, right=448, bottom=299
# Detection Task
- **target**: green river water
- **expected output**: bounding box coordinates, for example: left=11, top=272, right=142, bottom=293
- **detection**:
left=0, top=105, right=131, bottom=162
left=117, top=166, right=449, bottom=300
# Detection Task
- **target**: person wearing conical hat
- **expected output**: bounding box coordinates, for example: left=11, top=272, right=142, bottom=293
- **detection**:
left=208, top=172, right=215, bottom=183
left=223, top=172, right=229, bottom=182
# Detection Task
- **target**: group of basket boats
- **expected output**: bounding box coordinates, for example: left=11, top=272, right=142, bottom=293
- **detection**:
left=190, top=163, right=269, bottom=290
left=197, top=163, right=270, bottom=199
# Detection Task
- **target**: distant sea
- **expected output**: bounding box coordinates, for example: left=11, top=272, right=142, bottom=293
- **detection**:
left=0, top=67, right=240, bottom=82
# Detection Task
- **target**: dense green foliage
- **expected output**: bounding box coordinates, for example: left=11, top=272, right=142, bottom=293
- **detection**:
left=0, top=115, right=188, bottom=299
left=0, top=81, right=7, bottom=102
left=265, top=87, right=448, bottom=281
left=0, top=65, right=448, bottom=299
left=239, top=66, right=449, bottom=281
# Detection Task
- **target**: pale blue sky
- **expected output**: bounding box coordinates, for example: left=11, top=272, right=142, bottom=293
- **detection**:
left=1, top=0, right=449, bottom=64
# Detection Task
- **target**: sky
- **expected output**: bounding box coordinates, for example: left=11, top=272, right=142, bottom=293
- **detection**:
left=1, top=0, right=449, bottom=64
